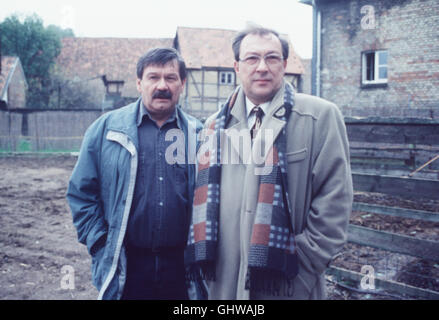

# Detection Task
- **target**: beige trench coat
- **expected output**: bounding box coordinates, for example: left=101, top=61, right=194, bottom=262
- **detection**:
left=203, top=82, right=353, bottom=300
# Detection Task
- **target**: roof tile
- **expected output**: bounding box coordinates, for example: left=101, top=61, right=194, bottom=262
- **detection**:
left=176, top=26, right=305, bottom=74
left=56, top=37, right=173, bottom=97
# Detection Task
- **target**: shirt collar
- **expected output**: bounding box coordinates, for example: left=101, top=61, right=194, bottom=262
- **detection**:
left=137, top=100, right=181, bottom=129
left=245, top=96, right=270, bottom=118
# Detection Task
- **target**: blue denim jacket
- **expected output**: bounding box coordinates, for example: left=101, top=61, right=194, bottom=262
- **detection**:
left=66, top=99, right=203, bottom=299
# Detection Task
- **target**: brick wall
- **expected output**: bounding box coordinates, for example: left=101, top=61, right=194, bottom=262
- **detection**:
left=299, top=59, right=312, bottom=95
left=319, top=0, right=439, bottom=118
left=8, top=76, right=26, bottom=109
left=5, top=60, right=27, bottom=109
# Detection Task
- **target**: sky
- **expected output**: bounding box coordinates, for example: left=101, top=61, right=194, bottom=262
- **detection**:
left=0, top=0, right=313, bottom=59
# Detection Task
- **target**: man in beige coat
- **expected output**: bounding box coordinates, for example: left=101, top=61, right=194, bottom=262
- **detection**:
left=185, top=26, right=353, bottom=300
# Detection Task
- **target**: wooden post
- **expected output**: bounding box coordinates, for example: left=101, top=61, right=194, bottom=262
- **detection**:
left=34, top=112, right=40, bottom=152
left=7, top=111, right=12, bottom=152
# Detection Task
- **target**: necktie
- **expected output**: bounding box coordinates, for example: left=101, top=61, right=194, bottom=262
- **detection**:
left=250, top=106, right=264, bottom=140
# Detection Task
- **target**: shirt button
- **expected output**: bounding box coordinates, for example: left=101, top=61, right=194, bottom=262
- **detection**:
left=159, top=177, right=163, bottom=181
left=159, top=202, right=164, bottom=207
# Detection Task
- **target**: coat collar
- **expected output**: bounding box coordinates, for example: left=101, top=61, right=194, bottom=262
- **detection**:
left=225, top=88, right=252, bottom=164
left=229, top=88, right=247, bottom=125
left=137, top=99, right=182, bottom=129
left=252, top=82, right=290, bottom=165
left=106, top=98, right=194, bottom=151
left=106, top=99, right=140, bottom=148
left=226, top=81, right=293, bottom=164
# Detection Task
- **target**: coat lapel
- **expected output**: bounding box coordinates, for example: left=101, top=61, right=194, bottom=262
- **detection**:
left=224, top=89, right=252, bottom=164
left=252, top=84, right=287, bottom=166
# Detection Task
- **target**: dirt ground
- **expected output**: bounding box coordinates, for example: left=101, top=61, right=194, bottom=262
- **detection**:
left=0, top=155, right=97, bottom=299
left=0, top=155, right=438, bottom=300
left=327, top=192, right=439, bottom=299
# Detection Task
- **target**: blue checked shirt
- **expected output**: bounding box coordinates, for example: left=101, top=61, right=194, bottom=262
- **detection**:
left=126, top=103, right=189, bottom=250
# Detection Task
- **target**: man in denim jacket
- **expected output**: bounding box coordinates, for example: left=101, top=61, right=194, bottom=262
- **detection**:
left=67, top=48, right=202, bottom=300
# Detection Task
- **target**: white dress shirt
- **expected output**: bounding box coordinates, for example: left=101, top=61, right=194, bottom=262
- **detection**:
left=245, top=97, right=270, bottom=129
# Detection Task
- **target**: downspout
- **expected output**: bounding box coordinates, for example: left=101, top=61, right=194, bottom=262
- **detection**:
left=316, top=7, right=321, bottom=97
left=311, top=0, right=322, bottom=97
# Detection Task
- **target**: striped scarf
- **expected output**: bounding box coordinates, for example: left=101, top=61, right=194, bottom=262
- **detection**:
left=185, top=83, right=299, bottom=296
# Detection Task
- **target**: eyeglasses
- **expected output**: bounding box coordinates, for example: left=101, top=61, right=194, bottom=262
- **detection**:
left=239, top=54, right=283, bottom=67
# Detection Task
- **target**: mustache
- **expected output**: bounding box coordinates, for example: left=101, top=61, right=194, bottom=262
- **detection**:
left=152, top=90, right=172, bottom=99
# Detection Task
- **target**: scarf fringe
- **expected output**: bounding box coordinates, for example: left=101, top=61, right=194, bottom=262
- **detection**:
left=186, top=262, right=216, bottom=283
left=245, top=268, right=295, bottom=297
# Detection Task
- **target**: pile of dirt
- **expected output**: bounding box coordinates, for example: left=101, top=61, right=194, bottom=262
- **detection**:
left=327, top=191, right=439, bottom=299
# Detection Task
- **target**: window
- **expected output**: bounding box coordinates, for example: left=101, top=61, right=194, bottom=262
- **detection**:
left=362, top=50, right=388, bottom=85
left=219, top=71, right=235, bottom=85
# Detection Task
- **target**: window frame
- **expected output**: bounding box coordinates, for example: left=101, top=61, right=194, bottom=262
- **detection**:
left=362, top=50, right=388, bottom=86
left=219, top=71, right=235, bottom=85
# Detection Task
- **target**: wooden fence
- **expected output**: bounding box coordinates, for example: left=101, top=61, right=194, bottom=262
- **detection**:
left=327, top=117, right=439, bottom=299
left=0, top=108, right=104, bottom=152
left=345, top=117, right=439, bottom=179
left=327, top=178, right=439, bottom=299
